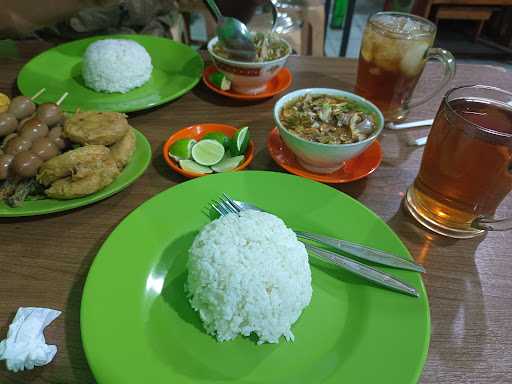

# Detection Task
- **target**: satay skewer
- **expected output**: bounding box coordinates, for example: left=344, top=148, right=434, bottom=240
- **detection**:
left=56, top=92, right=69, bottom=106
left=31, top=88, right=47, bottom=101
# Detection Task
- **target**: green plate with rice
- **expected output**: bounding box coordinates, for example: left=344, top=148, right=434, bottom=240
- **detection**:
left=81, top=171, right=430, bottom=384
left=17, top=34, right=203, bottom=113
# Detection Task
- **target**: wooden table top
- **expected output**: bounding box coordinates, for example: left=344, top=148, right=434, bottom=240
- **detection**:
left=1, top=42, right=511, bottom=384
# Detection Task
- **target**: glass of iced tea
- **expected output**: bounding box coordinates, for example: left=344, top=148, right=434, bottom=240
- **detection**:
left=355, top=12, right=455, bottom=122
left=405, top=85, right=512, bottom=238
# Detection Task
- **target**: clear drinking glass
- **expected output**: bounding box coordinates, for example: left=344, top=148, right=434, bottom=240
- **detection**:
left=355, top=12, right=456, bottom=122
left=405, top=85, right=512, bottom=238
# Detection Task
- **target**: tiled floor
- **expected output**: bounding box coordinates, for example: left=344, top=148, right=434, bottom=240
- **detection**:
left=324, top=0, right=511, bottom=70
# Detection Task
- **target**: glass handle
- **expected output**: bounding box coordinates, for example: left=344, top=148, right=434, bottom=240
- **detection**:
left=472, top=216, right=512, bottom=231
left=407, top=48, right=456, bottom=110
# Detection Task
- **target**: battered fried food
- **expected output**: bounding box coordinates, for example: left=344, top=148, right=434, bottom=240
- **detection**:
left=31, top=111, right=139, bottom=201
left=110, top=129, right=136, bottom=169
left=36, top=145, right=110, bottom=186
left=63, top=111, right=129, bottom=145
left=45, top=157, right=120, bottom=199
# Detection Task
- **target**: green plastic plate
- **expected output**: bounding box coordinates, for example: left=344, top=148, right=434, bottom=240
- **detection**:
left=0, top=129, right=151, bottom=217
left=81, top=171, right=430, bottom=384
left=17, top=34, right=203, bottom=112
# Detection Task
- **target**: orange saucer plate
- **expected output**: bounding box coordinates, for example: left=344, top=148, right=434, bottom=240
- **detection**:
left=202, top=65, right=292, bottom=100
left=163, top=123, right=255, bottom=178
left=267, top=128, right=382, bottom=184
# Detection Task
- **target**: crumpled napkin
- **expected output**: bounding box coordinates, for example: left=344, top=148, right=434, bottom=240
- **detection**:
left=0, top=307, right=61, bottom=372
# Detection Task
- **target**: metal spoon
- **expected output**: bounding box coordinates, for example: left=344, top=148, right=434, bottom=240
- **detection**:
left=205, top=0, right=257, bottom=61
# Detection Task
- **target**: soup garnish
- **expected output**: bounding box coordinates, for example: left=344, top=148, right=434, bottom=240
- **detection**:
left=280, top=94, right=377, bottom=144
left=213, top=32, right=289, bottom=62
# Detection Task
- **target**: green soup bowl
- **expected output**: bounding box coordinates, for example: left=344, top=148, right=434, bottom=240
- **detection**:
left=273, top=88, right=384, bottom=174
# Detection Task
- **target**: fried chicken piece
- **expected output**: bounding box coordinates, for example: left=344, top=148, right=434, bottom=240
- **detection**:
left=45, top=157, right=120, bottom=199
left=36, top=145, right=110, bottom=186
left=110, top=128, right=136, bottom=169
left=63, top=111, right=129, bottom=145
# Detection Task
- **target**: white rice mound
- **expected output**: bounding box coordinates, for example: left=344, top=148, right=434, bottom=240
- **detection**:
left=187, top=210, right=312, bottom=344
left=82, top=39, right=153, bottom=93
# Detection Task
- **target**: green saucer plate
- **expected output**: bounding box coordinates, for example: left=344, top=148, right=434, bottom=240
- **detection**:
left=81, top=171, right=430, bottom=384
left=0, top=129, right=151, bottom=217
left=17, top=34, right=203, bottom=112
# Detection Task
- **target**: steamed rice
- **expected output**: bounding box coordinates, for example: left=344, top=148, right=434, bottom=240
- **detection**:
left=82, top=39, right=152, bottom=93
left=186, top=210, right=312, bottom=344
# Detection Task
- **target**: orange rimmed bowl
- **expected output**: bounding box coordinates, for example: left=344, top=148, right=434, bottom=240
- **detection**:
left=207, top=36, right=291, bottom=95
left=163, top=123, right=255, bottom=178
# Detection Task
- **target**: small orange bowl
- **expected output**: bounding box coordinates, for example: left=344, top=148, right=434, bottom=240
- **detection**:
left=163, top=123, right=255, bottom=178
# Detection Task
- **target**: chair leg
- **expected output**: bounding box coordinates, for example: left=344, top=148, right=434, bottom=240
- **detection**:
left=475, top=20, right=485, bottom=42
left=169, top=14, right=187, bottom=43
left=181, top=12, right=192, bottom=44
left=307, top=5, right=325, bottom=57
left=301, top=20, right=311, bottom=55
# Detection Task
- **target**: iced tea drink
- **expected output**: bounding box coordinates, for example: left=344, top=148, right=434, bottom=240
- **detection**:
left=405, top=85, right=512, bottom=238
left=355, top=12, right=455, bottom=122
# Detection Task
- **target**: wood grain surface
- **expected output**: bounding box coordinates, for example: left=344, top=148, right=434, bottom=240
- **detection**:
left=0, top=42, right=511, bottom=384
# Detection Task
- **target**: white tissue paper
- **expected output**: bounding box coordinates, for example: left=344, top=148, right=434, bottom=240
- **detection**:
left=0, top=307, right=61, bottom=372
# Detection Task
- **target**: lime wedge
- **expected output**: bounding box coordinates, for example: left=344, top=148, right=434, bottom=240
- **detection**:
left=209, top=72, right=231, bottom=90
left=191, top=139, right=225, bottom=166
left=211, top=155, right=245, bottom=173
left=230, top=126, right=249, bottom=156
left=220, top=77, right=231, bottom=91
left=179, top=160, right=212, bottom=174
left=169, top=138, right=196, bottom=161
left=202, top=132, right=230, bottom=149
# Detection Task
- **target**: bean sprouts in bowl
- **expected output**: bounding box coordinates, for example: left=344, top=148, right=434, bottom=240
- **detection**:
left=207, top=35, right=291, bottom=95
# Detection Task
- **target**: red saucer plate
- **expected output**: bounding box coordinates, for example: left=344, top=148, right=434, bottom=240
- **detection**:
left=202, top=65, right=292, bottom=100
left=267, top=128, right=382, bottom=184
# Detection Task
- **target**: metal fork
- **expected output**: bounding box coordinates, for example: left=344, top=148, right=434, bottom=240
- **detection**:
left=211, top=195, right=420, bottom=297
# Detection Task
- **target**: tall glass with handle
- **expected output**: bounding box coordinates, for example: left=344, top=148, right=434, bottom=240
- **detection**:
left=405, top=85, right=512, bottom=238
left=355, top=12, right=455, bottom=122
